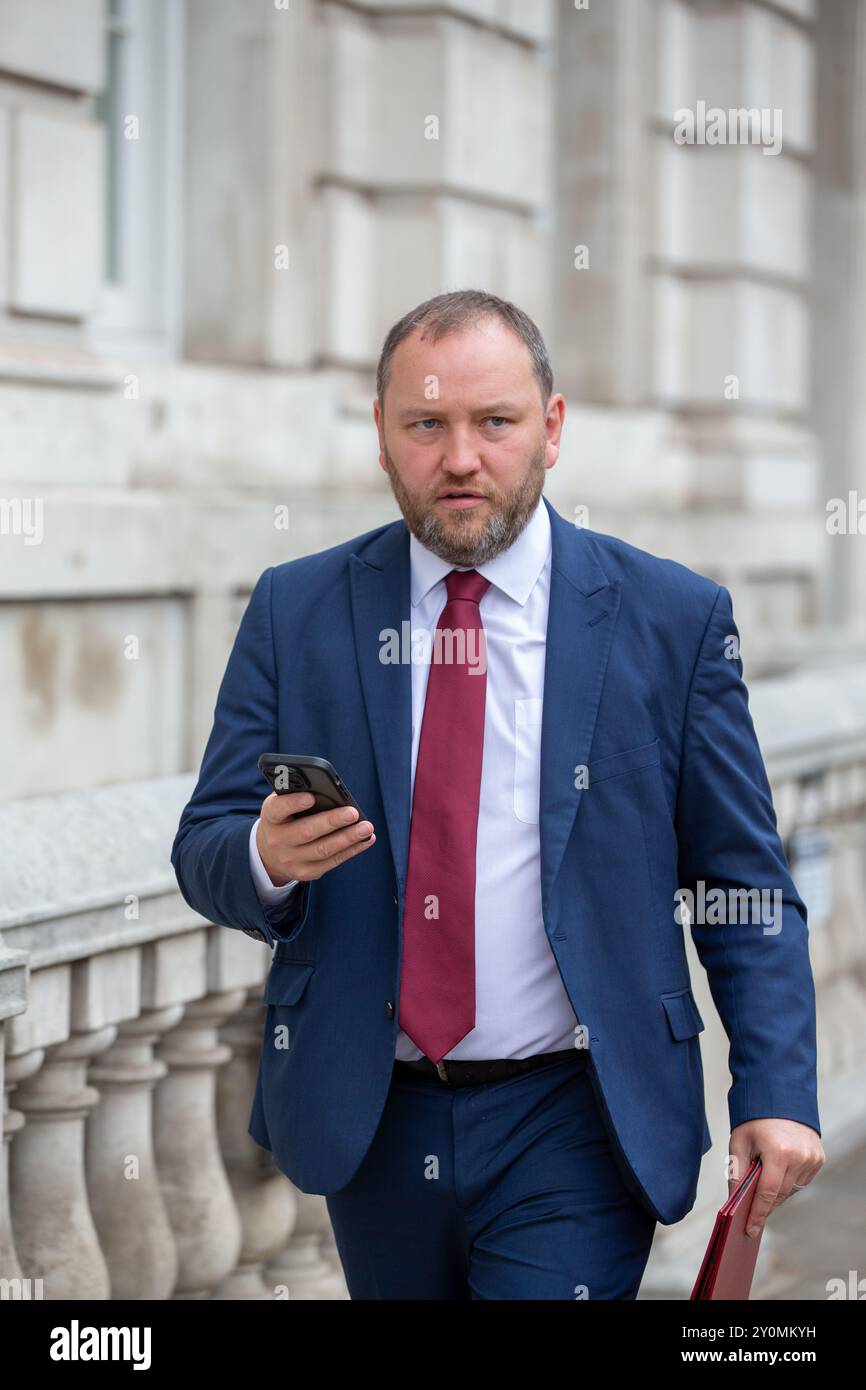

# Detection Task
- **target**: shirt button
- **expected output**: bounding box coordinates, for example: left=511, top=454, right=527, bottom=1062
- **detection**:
left=385, top=1001, right=394, bottom=1018
left=392, top=895, right=398, bottom=906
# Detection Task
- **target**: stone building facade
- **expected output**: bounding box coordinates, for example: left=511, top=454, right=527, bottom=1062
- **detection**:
left=1, top=0, right=864, bottom=1299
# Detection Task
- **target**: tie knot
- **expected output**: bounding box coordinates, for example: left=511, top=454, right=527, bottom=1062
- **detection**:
left=445, top=568, right=491, bottom=606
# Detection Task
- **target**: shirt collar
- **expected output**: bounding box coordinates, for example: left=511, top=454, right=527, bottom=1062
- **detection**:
left=409, top=493, right=551, bottom=608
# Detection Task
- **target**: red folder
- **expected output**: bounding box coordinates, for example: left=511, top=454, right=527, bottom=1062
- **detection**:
left=690, top=1157, right=764, bottom=1300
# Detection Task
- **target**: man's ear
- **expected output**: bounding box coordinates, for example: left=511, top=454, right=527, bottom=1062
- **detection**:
left=373, top=399, right=387, bottom=471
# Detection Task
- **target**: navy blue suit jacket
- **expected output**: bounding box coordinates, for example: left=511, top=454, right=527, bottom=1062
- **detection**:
left=171, top=495, right=820, bottom=1225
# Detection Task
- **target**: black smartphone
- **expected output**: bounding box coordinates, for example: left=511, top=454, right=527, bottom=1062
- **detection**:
left=257, top=754, right=372, bottom=838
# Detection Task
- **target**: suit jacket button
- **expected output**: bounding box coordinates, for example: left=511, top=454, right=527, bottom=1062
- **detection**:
left=385, top=1001, right=394, bottom=1018
left=392, top=894, right=398, bottom=906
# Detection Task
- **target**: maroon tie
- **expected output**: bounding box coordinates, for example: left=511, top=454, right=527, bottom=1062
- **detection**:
left=398, top=568, right=491, bottom=1063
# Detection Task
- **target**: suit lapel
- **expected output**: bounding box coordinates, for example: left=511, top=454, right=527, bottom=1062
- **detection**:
left=538, top=498, right=621, bottom=920
left=349, top=521, right=414, bottom=893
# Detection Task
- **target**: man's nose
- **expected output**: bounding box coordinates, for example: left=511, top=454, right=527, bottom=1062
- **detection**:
left=439, top=435, right=484, bottom=475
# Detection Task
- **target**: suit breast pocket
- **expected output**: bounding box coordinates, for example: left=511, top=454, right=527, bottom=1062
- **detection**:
left=587, top=738, right=661, bottom=785
left=513, top=697, right=543, bottom=824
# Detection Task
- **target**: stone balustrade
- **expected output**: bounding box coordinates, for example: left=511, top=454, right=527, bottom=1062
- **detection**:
left=1, top=656, right=865, bottom=1300
left=0, top=777, right=346, bottom=1301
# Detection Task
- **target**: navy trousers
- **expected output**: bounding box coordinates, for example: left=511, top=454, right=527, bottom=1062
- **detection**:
left=325, top=1050, right=657, bottom=1300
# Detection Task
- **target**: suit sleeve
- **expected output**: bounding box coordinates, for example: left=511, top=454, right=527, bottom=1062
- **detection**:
left=170, top=567, right=312, bottom=946
left=675, top=584, right=820, bottom=1136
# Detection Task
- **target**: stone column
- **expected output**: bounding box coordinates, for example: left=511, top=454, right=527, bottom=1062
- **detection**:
left=154, top=991, right=245, bottom=1299
left=552, top=0, right=821, bottom=651
left=266, top=1188, right=348, bottom=1301
left=10, top=1028, right=116, bottom=1300
left=320, top=1222, right=344, bottom=1278
left=212, top=993, right=298, bottom=1300
left=813, top=0, right=866, bottom=631
left=0, top=948, right=28, bottom=1293
left=86, top=1005, right=184, bottom=1300
left=0, top=1092, right=25, bottom=1290
left=183, top=0, right=318, bottom=368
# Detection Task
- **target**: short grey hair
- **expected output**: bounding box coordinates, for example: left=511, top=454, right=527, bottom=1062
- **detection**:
left=376, top=289, right=554, bottom=411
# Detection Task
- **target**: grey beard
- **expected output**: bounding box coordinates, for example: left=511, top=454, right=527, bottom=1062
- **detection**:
left=384, top=441, right=547, bottom=567
left=412, top=508, right=515, bottom=567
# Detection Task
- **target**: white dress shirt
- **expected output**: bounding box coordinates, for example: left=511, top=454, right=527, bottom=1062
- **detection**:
left=249, top=495, right=579, bottom=1060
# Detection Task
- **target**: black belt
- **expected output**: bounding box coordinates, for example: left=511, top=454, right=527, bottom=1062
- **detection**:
left=393, top=1046, right=585, bottom=1088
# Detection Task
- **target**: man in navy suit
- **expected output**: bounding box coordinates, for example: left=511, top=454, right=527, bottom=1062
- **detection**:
left=171, top=289, right=824, bottom=1300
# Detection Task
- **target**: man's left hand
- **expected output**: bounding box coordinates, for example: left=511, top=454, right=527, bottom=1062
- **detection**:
left=729, top=1119, right=825, bottom=1239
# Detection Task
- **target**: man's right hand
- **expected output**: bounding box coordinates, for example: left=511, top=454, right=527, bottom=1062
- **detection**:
left=255, top=791, right=376, bottom=886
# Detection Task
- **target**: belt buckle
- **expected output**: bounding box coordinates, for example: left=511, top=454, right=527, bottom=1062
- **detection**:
left=435, top=1059, right=450, bottom=1083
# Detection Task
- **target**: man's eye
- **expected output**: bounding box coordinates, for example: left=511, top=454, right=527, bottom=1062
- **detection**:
left=412, top=416, right=509, bottom=431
